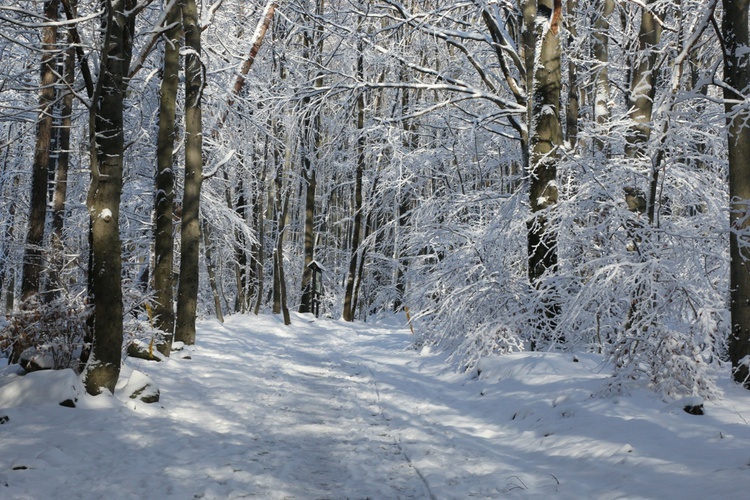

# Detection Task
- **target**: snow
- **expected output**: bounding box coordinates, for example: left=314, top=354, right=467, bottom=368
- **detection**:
left=0, top=369, right=80, bottom=408
left=2, top=313, right=750, bottom=498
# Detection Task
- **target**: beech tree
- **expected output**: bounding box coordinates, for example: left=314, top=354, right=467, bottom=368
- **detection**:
left=526, top=0, right=564, bottom=340
left=83, top=0, right=138, bottom=395
left=20, top=0, right=58, bottom=304
left=723, top=0, right=750, bottom=387
left=299, top=0, right=324, bottom=316
left=153, top=0, right=180, bottom=353
left=174, top=0, right=204, bottom=345
left=48, top=13, right=77, bottom=300
left=343, top=39, right=367, bottom=322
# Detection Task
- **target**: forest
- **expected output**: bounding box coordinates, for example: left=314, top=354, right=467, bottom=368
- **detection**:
left=0, top=0, right=749, bottom=400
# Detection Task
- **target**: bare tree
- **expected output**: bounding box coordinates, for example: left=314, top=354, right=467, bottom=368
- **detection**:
left=343, top=40, right=366, bottom=322
left=21, top=0, right=59, bottom=303
left=175, top=0, right=205, bottom=345
left=526, top=0, right=564, bottom=342
left=83, top=0, right=138, bottom=395
left=48, top=16, right=77, bottom=300
left=723, top=0, right=750, bottom=387
left=153, top=0, right=180, bottom=354
left=299, top=0, right=324, bottom=315
left=592, top=0, right=615, bottom=155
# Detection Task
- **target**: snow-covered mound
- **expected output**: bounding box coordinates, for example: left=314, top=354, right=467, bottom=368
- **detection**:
left=0, top=368, right=82, bottom=408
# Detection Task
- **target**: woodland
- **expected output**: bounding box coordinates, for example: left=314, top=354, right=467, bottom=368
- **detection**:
left=0, top=0, right=749, bottom=400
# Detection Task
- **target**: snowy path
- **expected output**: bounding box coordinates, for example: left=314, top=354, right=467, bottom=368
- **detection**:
left=0, top=314, right=443, bottom=499
left=162, top=315, right=431, bottom=498
left=3, top=312, right=750, bottom=499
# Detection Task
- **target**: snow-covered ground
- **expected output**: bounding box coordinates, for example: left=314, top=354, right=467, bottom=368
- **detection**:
left=1, top=312, right=750, bottom=499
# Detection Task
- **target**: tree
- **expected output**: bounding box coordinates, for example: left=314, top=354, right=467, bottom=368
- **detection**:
left=592, top=0, right=615, bottom=155
left=82, top=0, right=138, bottom=395
left=526, top=0, right=564, bottom=343
left=175, top=0, right=204, bottom=345
left=48, top=14, right=77, bottom=300
left=299, top=0, right=324, bottom=315
left=723, top=0, right=750, bottom=387
left=625, top=0, right=662, bottom=226
left=21, top=0, right=59, bottom=304
left=565, top=0, right=579, bottom=148
left=342, top=40, right=366, bottom=322
left=153, top=0, right=180, bottom=354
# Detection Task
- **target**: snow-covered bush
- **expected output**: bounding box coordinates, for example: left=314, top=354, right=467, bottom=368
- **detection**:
left=0, top=294, right=90, bottom=371
left=404, top=189, right=530, bottom=370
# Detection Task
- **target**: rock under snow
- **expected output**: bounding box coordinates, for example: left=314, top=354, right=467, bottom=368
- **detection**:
left=117, top=369, right=160, bottom=404
left=0, top=368, right=81, bottom=408
left=18, top=347, right=55, bottom=372
left=126, top=339, right=165, bottom=362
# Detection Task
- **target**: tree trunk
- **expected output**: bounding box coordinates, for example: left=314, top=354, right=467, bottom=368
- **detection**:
left=393, top=194, right=410, bottom=312
left=299, top=166, right=317, bottom=313
left=21, top=0, right=59, bottom=303
left=394, top=64, right=417, bottom=312
left=175, top=0, right=204, bottom=346
left=253, top=139, right=270, bottom=316
left=271, top=146, right=291, bottom=325
left=526, top=0, right=563, bottom=345
left=565, top=0, right=579, bottom=148
left=625, top=1, right=662, bottom=158
left=48, top=39, right=76, bottom=299
left=0, top=130, right=20, bottom=313
left=218, top=0, right=277, bottom=128
left=61, top=0, right=94, bottom=98
left=723, top=0, right=750, bottom=387
left=527, top=1, right=562, bottom=281
left=343, top=48, right=366, bottom=322
left=633, top=2, right=662, bottom=225
left=299, top=1, right=324, bottom=315
left=202, top=218, right=224, bottom=323
left=593, top=0, right=615, bottom=155
left=229, top=173, right=250, bottom=313
left=153, top=0, right=180, bottom=353
left=83, top=0, right=135, bottom=395
left=352, top=177, right=380, bottom=320
left=276, top=237, right=291, bottom=325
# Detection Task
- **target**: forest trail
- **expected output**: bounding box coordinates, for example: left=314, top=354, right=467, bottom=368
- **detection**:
left=1, top=313, right=527, bottom=499
left=160, top=313, right=526, bottom=498
left=147, top=314, right=598, bottom=499
left=3, top=313, right=750, bottom=499
left=163, top=314, right=433, bottom=498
